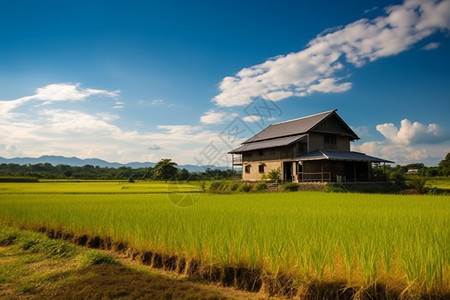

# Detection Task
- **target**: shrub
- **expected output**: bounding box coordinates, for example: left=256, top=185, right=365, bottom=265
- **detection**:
left=408, top=175, right=428, bottom=194
left=324, top=184, right=346, bottom=193
left=229, top=182, right=240, bottom=192
left=253, top=182, right=267, bottom=192
left=237, top=183, right=252, bottom=192
left=281, top=182, right=300, bottom=192
left=267, top=168, right=281, bottom=184
left=390, top=170, right=405, bottom=187
left=209, top=181, right=225, bottom=193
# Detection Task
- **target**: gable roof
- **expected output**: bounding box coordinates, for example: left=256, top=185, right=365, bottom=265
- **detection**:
left=244, top=109, right=359, bottom=144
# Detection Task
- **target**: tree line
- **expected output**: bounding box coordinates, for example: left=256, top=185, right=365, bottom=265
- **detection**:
left=0, top=158, right=240, bottom=181
left=386, top=153, right=450, bottom=178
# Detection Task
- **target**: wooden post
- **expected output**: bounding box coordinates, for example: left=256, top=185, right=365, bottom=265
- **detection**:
left=353, top=162, right=356, bottom=182
left=321, top=163, right=324, bottom=182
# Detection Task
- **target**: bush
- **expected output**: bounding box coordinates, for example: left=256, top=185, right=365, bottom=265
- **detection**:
left=408, top=175, right=428, bottom=194
left=253, top=182, right=267, bottom=192
left=390, top=170, right=405, bottom=187
left=209, top=181, right=226, bottom=193
left=281, top=182, right=300, bottom=192
left=267, top=168, right=281, bottom=184
left=229, top=182, right=240, bottom=192
left=324, top=184, right=346, bottom=193
left=237, top=183, right=252, bottom=192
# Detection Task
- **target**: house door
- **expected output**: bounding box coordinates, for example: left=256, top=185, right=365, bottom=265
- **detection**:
left=283, top=162, right=293, bottom=181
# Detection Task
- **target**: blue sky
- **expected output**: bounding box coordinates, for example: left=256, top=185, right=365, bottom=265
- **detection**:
left=1, top=0, right=449, bottom=166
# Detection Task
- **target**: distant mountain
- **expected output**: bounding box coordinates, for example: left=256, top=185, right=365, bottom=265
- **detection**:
left=0, top=155, right=229, bottom=172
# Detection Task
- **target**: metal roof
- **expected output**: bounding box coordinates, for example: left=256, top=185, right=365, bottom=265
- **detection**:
left=229, top=134, right=306, bottom=154
left=244, top=109, right=358, bottom=143
left=296, top=150, right=394, bottom=163
left=245, top=110, right=333, bottom=143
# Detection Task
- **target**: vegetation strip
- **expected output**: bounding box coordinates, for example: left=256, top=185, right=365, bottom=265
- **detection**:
left=3, top=225, right=410, bottom=299
left=0, top=224, right=258, bottom=299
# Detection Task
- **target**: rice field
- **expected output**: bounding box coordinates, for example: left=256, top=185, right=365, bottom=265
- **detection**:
left=0, top=181, right=449, bottom=298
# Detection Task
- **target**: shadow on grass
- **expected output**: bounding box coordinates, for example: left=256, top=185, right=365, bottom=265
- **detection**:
left=34, top=263, right=236, bottom=300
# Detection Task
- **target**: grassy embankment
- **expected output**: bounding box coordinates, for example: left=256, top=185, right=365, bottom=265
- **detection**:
left=0, top=181, right=449, bottom=298
left=0, top=224, right=258, bottom=299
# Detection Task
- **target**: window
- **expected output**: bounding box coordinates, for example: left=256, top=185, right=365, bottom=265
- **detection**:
left=324, top=135, right=337, bottom=145
left=258, top=164, right=265, bottom=173
left=245, top=164, right=251, bottom=173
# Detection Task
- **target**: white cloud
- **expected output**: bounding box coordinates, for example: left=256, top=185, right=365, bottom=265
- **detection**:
left=151, top=99, right=165, bottom=105
left=353, top=118, right=450, bottom=165
left=36, top=83, right=118, bottom=103
left=0, top=105, right=224, bottom=164
left=351, top=125, right=370, bottom=138
left=96, top=112, right=120, bottom=121
left=0, top=83, right=233, bottom=165
left=422, top=42, right=440, bottom=50
left=242, top=115, right=262, bottom=123
left=200, top=110, right=227, bottom=124
left=212, top=0, right=450, bottom=107
left=199, top=109, right=239, bottom=125
left=138, top=99, right=174, bottom=108
left=353, top=141, right=431, bottom=165
left=0, top=83, right=119, bottom=117
left=376, top=119, right=449, bottom=145
left=113, top=101, right=125, bottom=109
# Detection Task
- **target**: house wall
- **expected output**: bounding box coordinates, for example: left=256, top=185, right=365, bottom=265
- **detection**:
left=308, top=133, right=323, bottom=152
left=337, top=136, right=351, bottom=151
left=242, top=160, right=282, bottom=181
left=313, top=114, right=350, bottom=134
left=242, top=147, right=294, bottom=162
left=308, top=133, right=350, bottom=152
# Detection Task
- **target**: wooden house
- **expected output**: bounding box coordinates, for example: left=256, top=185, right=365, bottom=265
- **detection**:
left=229, top=109, right=393, bottom=182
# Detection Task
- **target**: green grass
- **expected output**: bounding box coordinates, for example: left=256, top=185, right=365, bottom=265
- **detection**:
left=0, top=181, right=202, bottom=194
left=0, top=181, right=449, bottom=297
left=0, top=224, right=251, bottom=299
left=427, top=176, right=450, bottom=190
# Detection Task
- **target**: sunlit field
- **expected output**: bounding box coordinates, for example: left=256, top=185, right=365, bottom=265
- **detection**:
left=0, top=181, right=449, bottom=298
left=427, top=176, right=450, bottom=190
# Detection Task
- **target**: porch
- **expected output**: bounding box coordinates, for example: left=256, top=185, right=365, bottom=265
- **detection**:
left=288, top=150, right=393, bottom=183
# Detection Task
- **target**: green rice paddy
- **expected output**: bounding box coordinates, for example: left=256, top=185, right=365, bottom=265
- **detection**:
left=0, top=181, right=449, bottom=297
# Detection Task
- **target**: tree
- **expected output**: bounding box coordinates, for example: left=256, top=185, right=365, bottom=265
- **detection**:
left=438, top=153, right=450, bottom=176
left=153, top=159, right=178, bottom=181
left=177, top=168, right=190, bottom=181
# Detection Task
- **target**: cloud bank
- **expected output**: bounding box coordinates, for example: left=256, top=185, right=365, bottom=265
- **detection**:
left=0, top=83, right=223, bottom=164
left=0, top=83, right=119, bottom=117
left=353, top=119, right=450, bottom=165
left=213, top=0, right=450, bottom=107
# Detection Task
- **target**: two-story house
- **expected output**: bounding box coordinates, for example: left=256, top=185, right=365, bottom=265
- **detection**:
left=229, top=109, right=393, bottom=182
